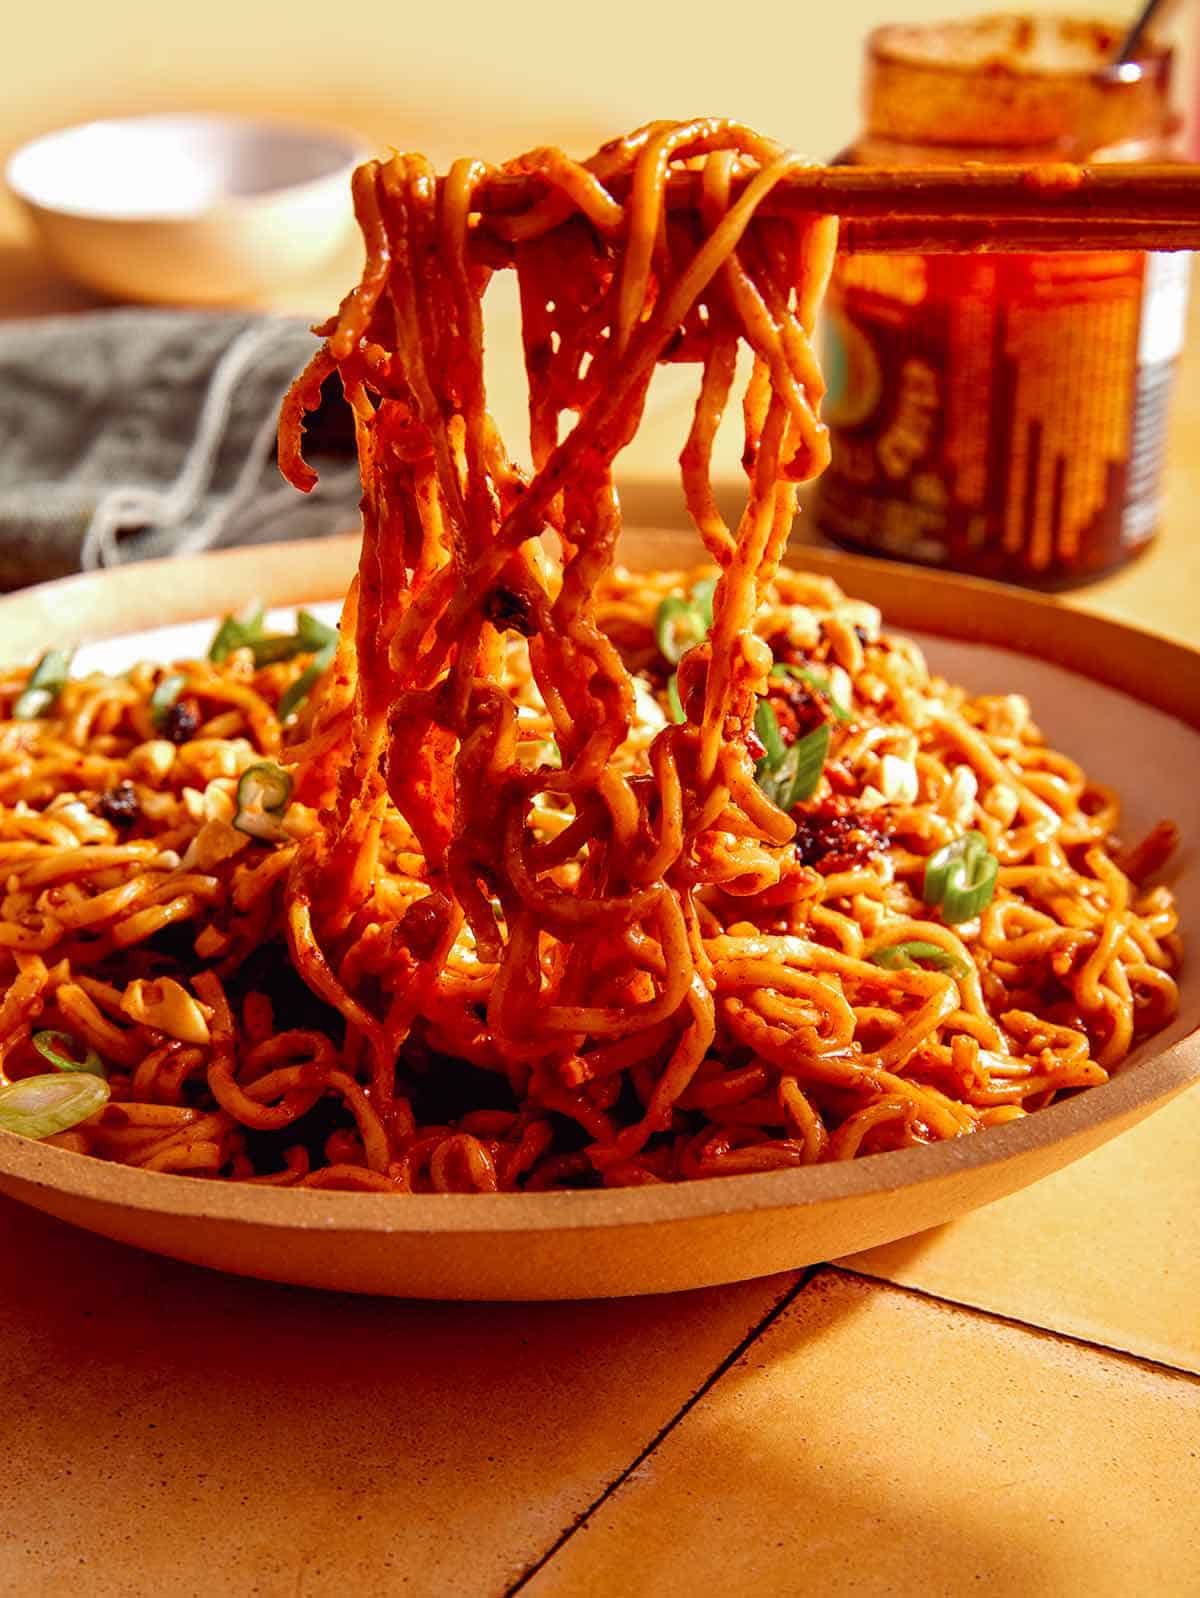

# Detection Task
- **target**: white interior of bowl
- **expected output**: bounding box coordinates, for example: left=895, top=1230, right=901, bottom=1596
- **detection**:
left=72, top=602, right=1200, bottom=1078
left=6, top=115, right=363, bottom=220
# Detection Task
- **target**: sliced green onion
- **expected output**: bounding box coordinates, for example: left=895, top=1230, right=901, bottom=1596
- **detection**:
left=770, top=662, right=852, bottom=721
left=13, top=650, right=72, bottom=721
left=149, top=673, right=187, bottom=728
left=214, top=605, right=340, bottom=674
left=208, top=607, right=340, bottom=715
left=209, top=606, right=266, bottom=663
left=923, top=830, right=999, bottom=924
left=755, top=720, right=830, bottom=813
left=0, top=1073, right=109, bottom=1139
left=666, top=673, right=685, bottom=725
left=869, top=941, right=969, bottom=978
left=277, top=638, right=337, bottom=721
left=754, top=699, right=787, bottom=767
left=277, top=661, right=322, bottom=721
left=246, top=635, right=304, bottom=666
left=233, top=761, right=294, bottom=843
left=653, top=595, right=705, bottom=666
left=248, top=614, right=334, bottom=667
left=690, top=577, right=716, bottom=630
left=653, top=576, right=718, bottom=667
left=32, top=1029, right=107, bottom=1078
left=296, top=610, right=338, bottom=652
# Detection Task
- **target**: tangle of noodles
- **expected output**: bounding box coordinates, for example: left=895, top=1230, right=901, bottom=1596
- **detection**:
left=0, top=120, right=1182, bottom=1192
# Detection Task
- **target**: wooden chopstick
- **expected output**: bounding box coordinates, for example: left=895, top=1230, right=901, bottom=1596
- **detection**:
left=792, top=163, right=1200, bottom=252
left=476, top=162, right=1200, bottom=253
left=839, top=215, right=1200, bottom=252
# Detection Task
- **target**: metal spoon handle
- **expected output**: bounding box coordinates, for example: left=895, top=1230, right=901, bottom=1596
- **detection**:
left=1115, top=0, right=1174, bottom=63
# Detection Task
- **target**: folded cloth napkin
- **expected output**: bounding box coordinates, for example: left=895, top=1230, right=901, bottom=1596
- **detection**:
left=0, top=309, right=361, bottom=589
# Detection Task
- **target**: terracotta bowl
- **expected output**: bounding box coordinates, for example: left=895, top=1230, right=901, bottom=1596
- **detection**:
left=0, top=531, right=1195, bottom=1299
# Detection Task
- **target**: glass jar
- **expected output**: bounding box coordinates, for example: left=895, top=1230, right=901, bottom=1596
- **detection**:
left=812, top=15, right=1189, bottom=587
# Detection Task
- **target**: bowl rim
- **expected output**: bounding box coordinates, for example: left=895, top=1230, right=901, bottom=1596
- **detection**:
left=4, top=111, right=368, bottom=223
left=0, top=533, right=1195, bottom=1239
left=1, top=1026, right=1196, bottom=1235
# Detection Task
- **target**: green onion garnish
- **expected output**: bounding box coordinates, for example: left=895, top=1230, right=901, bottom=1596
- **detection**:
left=277, top=639, right=338, bottom=722
left=754, top=699, right=787, bottom=767
left=277, top=661, right=325, bottom=721
left=296, top=610, right=338, bottom=654
left=654, top=595, right=705, bottom=666
left=249, top=613, right=338, bottom=668
left=770, top=662, right=852, bottom=722
left=32, top=1029, right=107, bottom=1078
left=869, top=941, right=969, bottom=978
left=923, top=830, right=999, bottom=924
left=210, top=607, right=338, bottom=716
left=209, top=606, right=267, bottom=664
left=245, top=636, right=303, bottom=666
left=653, top=577, right=716, bottom=666
left=690, top=577, right=716, bottom=630
left=233, top=761, right=294, bottom=843
left=666, top=673, right=685, bottom=725
left=753, top=702, right=830, bottom=813
left=149, top=673, right=187, bottom=728
left=0, top=1073, right=109, bottom=1140
left=13, top=650, right=72, bottom=721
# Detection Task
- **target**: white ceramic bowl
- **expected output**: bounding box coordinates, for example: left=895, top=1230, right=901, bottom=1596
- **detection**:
left=5, top=113, right=366, bottom=305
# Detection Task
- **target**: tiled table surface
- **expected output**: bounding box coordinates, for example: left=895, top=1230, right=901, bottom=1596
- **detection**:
left=4, top=1087, right=1198, bottom=1597
left=1, top=162, right=1199, bottom=1597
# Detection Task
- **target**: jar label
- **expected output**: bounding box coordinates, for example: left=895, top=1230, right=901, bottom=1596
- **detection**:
left=814, top=250, right=1187, bottom=581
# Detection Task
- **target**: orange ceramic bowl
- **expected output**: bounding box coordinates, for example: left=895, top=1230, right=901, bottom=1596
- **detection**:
left=0, top=532, right=1194, bottom=1298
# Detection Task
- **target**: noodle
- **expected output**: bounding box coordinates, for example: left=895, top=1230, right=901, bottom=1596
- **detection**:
left=0, top=120, right=1182, bottom=1192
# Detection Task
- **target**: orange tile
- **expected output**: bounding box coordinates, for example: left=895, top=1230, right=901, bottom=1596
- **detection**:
left=0, top=1199, right=797, bottom=1596
left=524, top=1273, right=1200, bottom=1598
left=841, top=1085, right=1200, bottom=1374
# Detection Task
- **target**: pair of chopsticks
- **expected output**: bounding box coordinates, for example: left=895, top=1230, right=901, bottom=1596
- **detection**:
left=479, top=163, right=1200, bottom=253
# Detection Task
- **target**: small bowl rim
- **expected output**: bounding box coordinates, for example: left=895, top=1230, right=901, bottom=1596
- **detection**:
left=4, top=111, right=368, bottom=224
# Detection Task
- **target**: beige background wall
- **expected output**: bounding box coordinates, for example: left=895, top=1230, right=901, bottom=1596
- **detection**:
left=2, top=3, right=1184, bottom=500
left=4, top=1, right=1119, bottom=163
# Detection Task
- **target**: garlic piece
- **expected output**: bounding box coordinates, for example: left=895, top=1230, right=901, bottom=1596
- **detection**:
left=835, top=600, right=882, bottom=642
left=879, top=753, right=919, bottom=806
left=944, top=765, right=979, bottom=829
left=180, top=820, right=249, bottom=873
left=181, top=787, right=207, bottom=823
left=202, top=779, right=237, bottom=825
left=980, top=694, right=1032, bottom=739
left=120, top=978, right=213, bottom=1045
left=784, top=605, right=821, bottom=649
left=632, top=674, right=667, bottom=733
left=129, top=739, right=176, bottom=783
left=826, top=665, right=854, bottom=716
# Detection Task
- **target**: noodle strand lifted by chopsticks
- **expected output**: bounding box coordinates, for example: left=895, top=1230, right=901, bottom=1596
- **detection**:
left=0, top=120, right=1182, bottom=1190
left=281, top=119, right=841, bottom=1177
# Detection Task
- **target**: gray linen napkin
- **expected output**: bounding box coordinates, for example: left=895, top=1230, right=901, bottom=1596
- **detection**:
left=0, top=310, right=361, bottom=588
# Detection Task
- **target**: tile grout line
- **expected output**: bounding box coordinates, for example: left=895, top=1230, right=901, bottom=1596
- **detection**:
left=827, top=1263, right=1200, bottom=1383
left=505, top=1259, right=1198, bottom=1597
left=502, top=1267, right=820, bottom=1596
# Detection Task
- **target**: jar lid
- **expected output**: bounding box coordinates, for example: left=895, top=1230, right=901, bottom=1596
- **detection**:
left=864, top=14, right=1174, bottom=156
